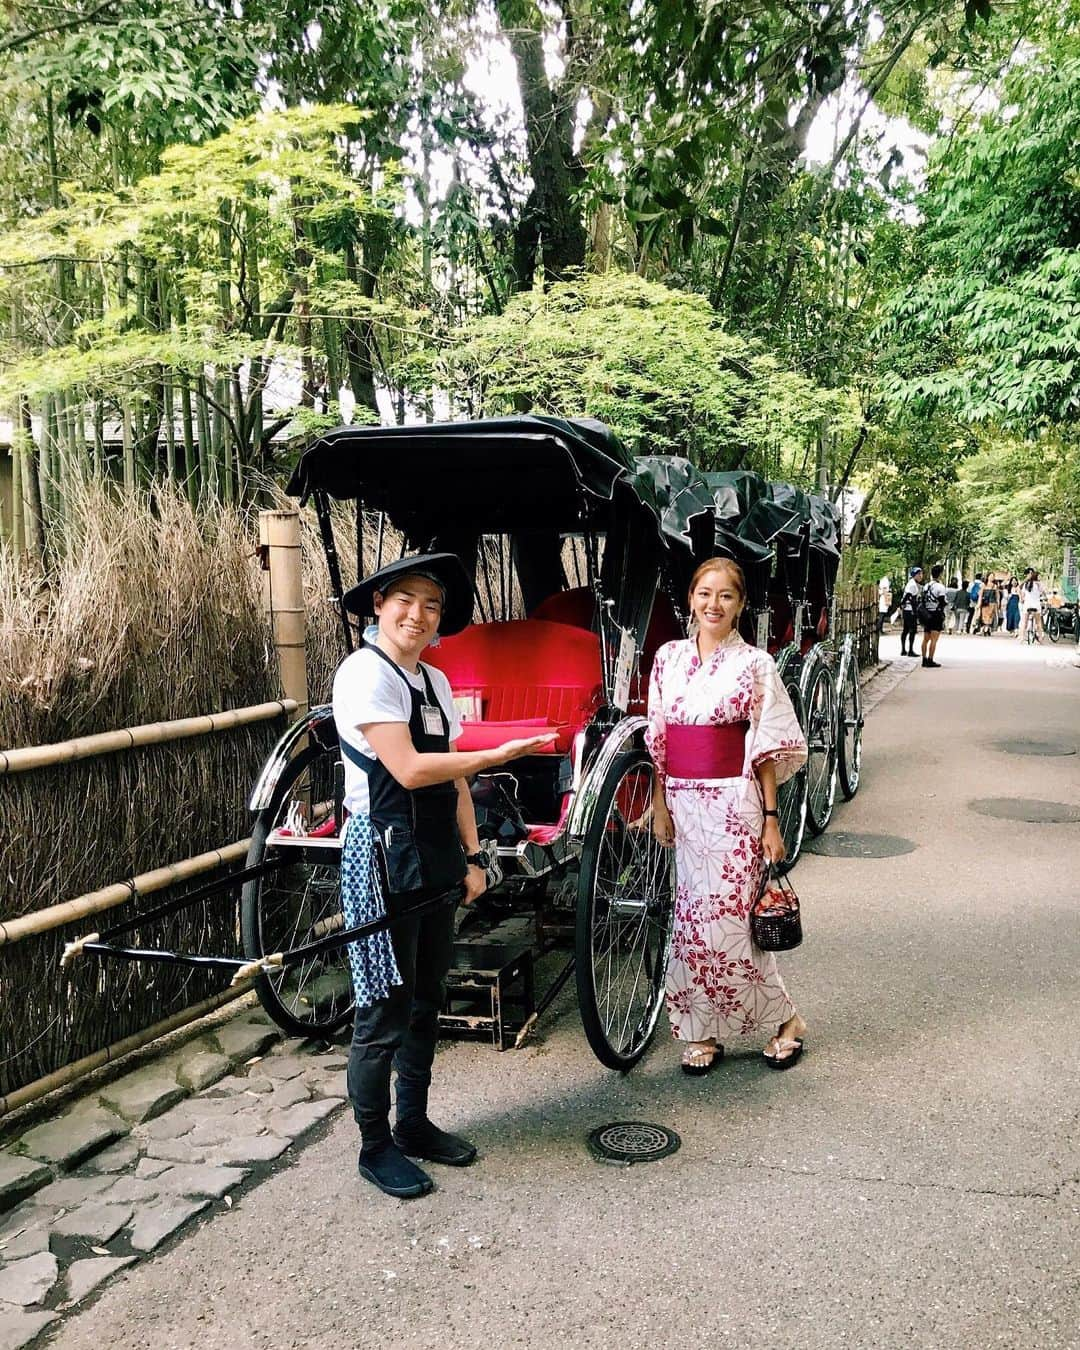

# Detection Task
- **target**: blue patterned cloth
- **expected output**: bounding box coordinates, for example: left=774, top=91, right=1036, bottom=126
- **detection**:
left=340, top=812, right=402, bottom=1009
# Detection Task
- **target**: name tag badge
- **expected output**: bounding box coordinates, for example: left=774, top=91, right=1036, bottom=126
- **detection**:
left=421, top=704, right=444, bottom=737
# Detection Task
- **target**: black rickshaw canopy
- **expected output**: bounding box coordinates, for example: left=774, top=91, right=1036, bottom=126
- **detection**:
left=286, top=414, right=637, bottom=541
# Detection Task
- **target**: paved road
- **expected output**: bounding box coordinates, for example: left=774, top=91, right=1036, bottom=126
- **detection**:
left=50, top=632, right=1080, bottom=1350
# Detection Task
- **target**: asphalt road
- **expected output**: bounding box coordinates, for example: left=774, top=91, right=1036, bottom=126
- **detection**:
left=50, top=632, right=1080, bottom=1350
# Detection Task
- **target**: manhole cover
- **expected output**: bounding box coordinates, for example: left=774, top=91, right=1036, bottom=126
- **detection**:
left=805, top=832, right=917, bottom=858
left=969, top=798, right=1080, bottom=823
left=992, top=739, right=1077, bottom=757
left=587, top=1122, right=680, bottom=1165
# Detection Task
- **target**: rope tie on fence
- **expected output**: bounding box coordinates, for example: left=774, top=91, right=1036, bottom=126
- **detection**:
left=229, top=952, right=284, bottom=987
left=60, top=931, right=101, bottom=971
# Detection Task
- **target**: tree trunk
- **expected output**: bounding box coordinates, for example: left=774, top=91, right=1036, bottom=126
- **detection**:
left=495, top=0, right=587, bottom=286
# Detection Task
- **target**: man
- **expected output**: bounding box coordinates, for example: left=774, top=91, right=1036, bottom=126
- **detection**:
left=899, top=565, right=922, bottom=657
left=333, top=554, right=554, bottom=1198
left=918, top=563, right=948, bottom=667
left=968, top=574, right=984, bottom=633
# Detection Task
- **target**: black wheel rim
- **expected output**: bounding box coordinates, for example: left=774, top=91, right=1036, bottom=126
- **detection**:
left=805, top=666, right=836, bottom=832
left=838, top=658, right=862, bottom=797
left=585, top=759, right=673, bottom=1064
left=253, top=753, right=353, bottom=1032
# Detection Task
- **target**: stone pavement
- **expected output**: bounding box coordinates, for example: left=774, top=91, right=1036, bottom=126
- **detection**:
left=6, top=630, right=1080, bottom=1350
left=0, top=1008, right=348, bottom=1348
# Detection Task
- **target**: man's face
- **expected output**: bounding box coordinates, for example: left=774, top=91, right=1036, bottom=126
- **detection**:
left=373, top=575, right=444, bottom=649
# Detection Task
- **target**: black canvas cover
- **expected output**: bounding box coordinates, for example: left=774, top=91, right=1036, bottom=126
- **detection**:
left=630, top=456, right=715, bottom=552
left=704, top=470, right=769, bottom=526
left=286, top=415, right=636, bottom=541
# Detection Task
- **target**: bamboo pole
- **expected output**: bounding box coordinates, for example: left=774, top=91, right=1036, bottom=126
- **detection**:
left=0, top=984, right=256, bottom=1118
left=261, top=510, right=308, bottom=719
left=0, top=838, right=252, bottom=946
left=0, top=698, right=297, bottom=776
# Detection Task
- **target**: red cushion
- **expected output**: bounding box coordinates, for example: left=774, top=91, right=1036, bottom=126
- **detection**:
left=427, top=620, right=602, bottom=745
left=529, top=587, right=594, bottom=630
left=455, top=721, right=570, bottom=754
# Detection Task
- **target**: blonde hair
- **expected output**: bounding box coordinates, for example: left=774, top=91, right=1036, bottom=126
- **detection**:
left=688, top=557, right=747, bottom=612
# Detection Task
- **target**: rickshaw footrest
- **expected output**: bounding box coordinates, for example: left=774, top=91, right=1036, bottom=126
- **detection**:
left=440, top=943, right=535, bottom=1051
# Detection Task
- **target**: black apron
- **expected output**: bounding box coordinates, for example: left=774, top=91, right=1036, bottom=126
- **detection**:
left=340, top=642, right=466, bottom=897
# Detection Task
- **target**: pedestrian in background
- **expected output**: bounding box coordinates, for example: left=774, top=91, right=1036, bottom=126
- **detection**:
left=950, top=577, right=970, bottom=634
left=918, top=563, right=948, bottom=667
left=1020, top=568, right=1045, bottom=642
left=1005, top=577, right=1021, bottom=635
left=878, top=575, right=893, bottom=635
left=899, top=565, right=922, bottom=657
left=968, top=574, right=984, bottom=633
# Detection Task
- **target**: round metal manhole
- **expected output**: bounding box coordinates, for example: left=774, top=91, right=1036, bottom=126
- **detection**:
left=992, top=738, right=1077, bottom=758
left=969, top=798, right=1080, bottom=824
left=805, top=831, right=917, bottom=858
left=587, top=1122, right=681, bottom=1166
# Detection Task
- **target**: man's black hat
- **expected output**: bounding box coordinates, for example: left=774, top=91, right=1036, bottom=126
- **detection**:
left=342, top=552, right=474, bottom=636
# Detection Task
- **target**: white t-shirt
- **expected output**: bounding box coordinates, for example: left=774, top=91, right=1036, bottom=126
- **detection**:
left=332, top=646, right=462, bottom=815
left=1021, top=583, right=1044, bottom=611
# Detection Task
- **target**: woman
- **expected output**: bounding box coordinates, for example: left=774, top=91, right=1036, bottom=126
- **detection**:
left=645, top=558, right=809, bottom=1075
left=1005, top=577, right=1021, bottom=635
left=1020, top=568, right=1045, bottom=641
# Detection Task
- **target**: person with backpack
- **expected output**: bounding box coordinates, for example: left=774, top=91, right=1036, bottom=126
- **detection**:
left=899, top=566, right=922, bottom=656
left=968, top=574, right=984, bottom=633
left=918, top=563, right=949, bottom=667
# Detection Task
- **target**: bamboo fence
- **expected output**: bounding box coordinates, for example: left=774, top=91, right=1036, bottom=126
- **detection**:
left=835, top=582, right=880, bottom=670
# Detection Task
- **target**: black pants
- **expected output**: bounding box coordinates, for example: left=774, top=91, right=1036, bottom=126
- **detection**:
left=346, top=893, right=456, bottom=1148
left=901, top=611, right=917, bottom=651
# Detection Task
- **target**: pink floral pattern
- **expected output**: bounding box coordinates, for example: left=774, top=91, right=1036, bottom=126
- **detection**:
left=645, top=633, right=809, bottom=1043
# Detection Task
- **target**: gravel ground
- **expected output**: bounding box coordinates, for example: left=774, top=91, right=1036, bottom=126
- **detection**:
left=43, top=632, right=1080, bottom=1350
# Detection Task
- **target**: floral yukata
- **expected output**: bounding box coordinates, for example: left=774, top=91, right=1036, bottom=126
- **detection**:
left=645, top=632, right=808, bottom=1045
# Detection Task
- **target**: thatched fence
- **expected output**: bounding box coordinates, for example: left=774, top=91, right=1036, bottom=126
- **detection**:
left=0, top=482, right=389, bottom=1109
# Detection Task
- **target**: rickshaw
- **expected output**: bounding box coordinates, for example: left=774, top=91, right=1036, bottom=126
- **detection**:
left=241, top=415, right=696, bottom=1071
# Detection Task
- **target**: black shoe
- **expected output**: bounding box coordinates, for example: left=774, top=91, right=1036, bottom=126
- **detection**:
left=357, top=1141, right=434, bottom=1198
left=927, top=660, right=941, bottom=668
left=921, top=657, right=929, bottom=667
left=393, top=1118, right=478, bottom=1167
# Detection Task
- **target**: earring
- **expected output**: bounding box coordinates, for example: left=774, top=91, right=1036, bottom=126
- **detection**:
left=686, top=616, right=699, bottom=638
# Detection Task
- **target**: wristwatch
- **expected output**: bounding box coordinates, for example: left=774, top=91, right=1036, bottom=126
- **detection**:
left=763, top=809, right=779, bottom=818
left=465, top=849, right=491, bottom=869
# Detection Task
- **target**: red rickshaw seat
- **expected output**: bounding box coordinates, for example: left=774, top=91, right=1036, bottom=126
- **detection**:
left=425, top=619, right=602, bottom=755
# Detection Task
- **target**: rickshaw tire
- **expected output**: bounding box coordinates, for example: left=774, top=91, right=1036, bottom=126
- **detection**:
left=836, top=649, right=863, bottom=801
left=803, top=660, right=838, bottom=837
left=241, top=745, right=354, bottom=1039
left=575, top=748, right=673, bottom=1072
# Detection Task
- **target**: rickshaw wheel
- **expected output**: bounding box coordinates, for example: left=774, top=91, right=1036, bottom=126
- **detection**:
left=1046, top=610, right=1060, bottom=642
left=803, top=660, right=838, bottom=837
left=775, top=682, right=808, bottom=876
left=836, top=649, right=863, bottom=800
left=241, top=746, right=354, bottom=1038
left=575, top=748, right=674, bottom=1071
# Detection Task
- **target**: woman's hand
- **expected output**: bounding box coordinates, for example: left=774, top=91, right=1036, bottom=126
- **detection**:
left=652, top=799, right=676, bottom=848
left=462, top=863, right=487, bottom=906
left=489, top=732, right=559, bottom=765
left=761, top=816, right=786, bottom=865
